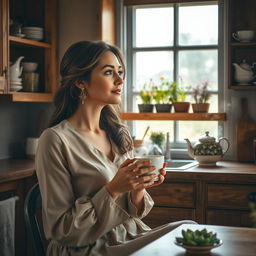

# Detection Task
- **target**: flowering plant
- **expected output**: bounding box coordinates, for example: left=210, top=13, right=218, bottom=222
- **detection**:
left=152, top=77, right=174, bottom=104
left=190, top=81, right=211, bottom=104
left=169, top=82, right=188, bottom=103
left=139, top=79, right=153, bottom=104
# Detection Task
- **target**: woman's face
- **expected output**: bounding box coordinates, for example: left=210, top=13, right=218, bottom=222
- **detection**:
left=84, top=50, right=124, bottom=105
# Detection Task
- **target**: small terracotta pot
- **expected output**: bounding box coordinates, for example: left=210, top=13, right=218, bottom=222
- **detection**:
left=155, top=104, right=172, bottom=113
left=173, top=102, right=190, bottom=113
left=192, top=103, right=210, bottom=113
left=138, top=104, right=154, bottom=113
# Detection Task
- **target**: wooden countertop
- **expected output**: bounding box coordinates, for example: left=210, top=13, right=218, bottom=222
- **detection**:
left=0, top=158, right=35, bottom=184
left=165, top=161, right=256, bottom=183
left=0, top=159, right=255, bottom=184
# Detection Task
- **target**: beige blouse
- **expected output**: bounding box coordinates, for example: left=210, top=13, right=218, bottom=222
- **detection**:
left=35, top=120, right=155, bottom=256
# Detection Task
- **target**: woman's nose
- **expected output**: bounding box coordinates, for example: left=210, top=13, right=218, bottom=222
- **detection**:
left=114, top=72, right=124, bottom=85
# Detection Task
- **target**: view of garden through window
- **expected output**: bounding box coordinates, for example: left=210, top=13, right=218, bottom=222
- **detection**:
left=128, top=2, right=220, bottom=144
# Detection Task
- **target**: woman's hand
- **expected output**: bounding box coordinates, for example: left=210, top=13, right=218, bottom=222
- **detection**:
left=106, top=159, right=167, bottom=200
left=105, top=158, right=160, bottom=200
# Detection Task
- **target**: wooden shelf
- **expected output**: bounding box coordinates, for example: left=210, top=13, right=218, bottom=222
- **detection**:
left=120, top=112, right=226, bottom=121
left=9, top=36, right=51, bottom=48
left=0, top=92, right=54, bottom=102
left=231, top=42, right=256, bottom=47
left=229, top=85, right=256, bottom=90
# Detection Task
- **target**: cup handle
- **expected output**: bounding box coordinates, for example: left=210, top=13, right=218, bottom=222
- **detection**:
left=232, top=32, right=240, bottom=42
left=219, top=137, right=230, bottom=155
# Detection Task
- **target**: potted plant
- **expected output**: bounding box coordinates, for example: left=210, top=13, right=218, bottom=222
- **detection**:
left=152, top=77, right=173, bottom=113
left=190, top=81, right=211, bottom=113
left=170, top=82, right=190, bottom=113
left=138, top=80, right=154, bottom=112
left=149, top=131, right=165, bottom=155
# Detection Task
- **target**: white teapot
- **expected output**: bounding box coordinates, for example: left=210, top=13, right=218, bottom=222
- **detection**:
left=185, top=131, right=230, bottom=166
left=10, top=56, right=24, bottom=81
left=232, top=59, right=256, bottom=84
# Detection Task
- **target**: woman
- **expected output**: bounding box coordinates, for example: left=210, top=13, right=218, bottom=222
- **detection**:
left=36, top=41, right=196, bottom=256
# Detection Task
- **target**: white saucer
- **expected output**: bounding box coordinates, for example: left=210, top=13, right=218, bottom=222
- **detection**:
left=10, top=85, right=23, bottom=91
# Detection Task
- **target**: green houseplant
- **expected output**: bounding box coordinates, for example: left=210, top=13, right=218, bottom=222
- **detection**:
left=149, top=131, right=165, bottom=155
left=170, top=82, right=190, bottom=113
left=138, top=80, right=154, bottom=112
left=190, top=81, right=211, bottom=113
left=152, top=77, right=173, bottom=112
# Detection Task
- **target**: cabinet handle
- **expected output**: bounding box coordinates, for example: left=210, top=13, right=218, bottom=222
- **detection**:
left=248, top=192, right=256, bottom=202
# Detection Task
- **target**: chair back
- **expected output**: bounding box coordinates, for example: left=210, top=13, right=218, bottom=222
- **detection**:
left=24, top=183, right=45, bottom=256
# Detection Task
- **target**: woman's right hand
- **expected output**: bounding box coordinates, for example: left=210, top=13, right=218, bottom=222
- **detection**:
left=105, top=158, right=157, bottom=200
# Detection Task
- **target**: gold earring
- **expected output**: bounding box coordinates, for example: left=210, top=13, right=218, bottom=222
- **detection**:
left=79, top=88, right=86, bottom=104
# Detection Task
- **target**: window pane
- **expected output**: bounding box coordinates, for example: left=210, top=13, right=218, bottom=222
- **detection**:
left=133, top=121, right=174, bottom=142
left=178, top=5, right=218, bottom=46
left=178, top=121, right=219, bottom=142
left=136, top=7, right=174, bottom=47
left=178, top=50, right=218, bottom=90
left=135, top=51, right=173, bottom=91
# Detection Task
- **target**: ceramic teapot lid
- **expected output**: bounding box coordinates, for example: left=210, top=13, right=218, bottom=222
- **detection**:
left=240, top=59, right=251, bottom=71
left=199, top=131, right=216, bottom=143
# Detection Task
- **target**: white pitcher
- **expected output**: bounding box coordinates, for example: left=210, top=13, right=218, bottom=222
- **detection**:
left=10, top=56, right=24, bottom=81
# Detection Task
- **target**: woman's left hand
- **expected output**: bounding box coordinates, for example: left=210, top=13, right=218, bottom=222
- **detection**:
left=146, top=161, right=167, bottom=188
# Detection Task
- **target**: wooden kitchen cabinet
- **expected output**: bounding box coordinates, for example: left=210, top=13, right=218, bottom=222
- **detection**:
left=228, top=0, right=256, bottom=90
left=0, top=159, right=36, bottom=256
left=0, top=0, right=57, bottom=102
left=143, top=162, right=256, bottom=228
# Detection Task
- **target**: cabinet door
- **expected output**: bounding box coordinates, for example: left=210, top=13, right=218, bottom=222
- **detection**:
left=143, top=207, right=196, bottom=228
left=206, top=209, right=252, bottom=227
left=0, top=0, right=8, bottom=92
left=99, top=0, right=116, bottom=45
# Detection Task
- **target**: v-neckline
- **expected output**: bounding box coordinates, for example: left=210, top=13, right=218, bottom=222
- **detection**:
left=64, top=120, right=117, bottom=163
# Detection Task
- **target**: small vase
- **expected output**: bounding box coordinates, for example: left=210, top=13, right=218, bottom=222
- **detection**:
left=192, top=103, right=210, bottom=113
left=173, top=102, right=190, bottom=113
left=138, top=104, right=154, bottom=113
left=155, top=104, right=172, bottom=113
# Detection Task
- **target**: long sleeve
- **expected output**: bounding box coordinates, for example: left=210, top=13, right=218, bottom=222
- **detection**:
left=36, top=129, right=131, bottom=247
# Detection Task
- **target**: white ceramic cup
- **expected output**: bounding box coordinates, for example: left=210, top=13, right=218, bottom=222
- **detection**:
left=232, top=30, right=255, bottom=42
left=136, top=155, right=164, bottom=181
left=26, top=137, right=39, bottom=159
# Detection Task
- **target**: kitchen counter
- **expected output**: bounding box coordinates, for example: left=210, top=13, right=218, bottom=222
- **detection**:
left=0, top=158, right=35, bottom=184
left=165, top=161, right=256, bottom=183
left=143, top=161, right=256, bottom=228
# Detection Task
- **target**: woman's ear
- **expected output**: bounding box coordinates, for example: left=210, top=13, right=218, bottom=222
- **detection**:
left=75, top=81, right=87, bottom=89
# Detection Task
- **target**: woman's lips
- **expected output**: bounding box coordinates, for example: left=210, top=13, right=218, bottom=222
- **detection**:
left=111, top=89, right=122, bottom=95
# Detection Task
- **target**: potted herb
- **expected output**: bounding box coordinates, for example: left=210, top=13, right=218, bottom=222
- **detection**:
left=170, top=82, right=190, bottom=113
left=138, top=80, right=154, bottom=112
left=152, top=77, right=173, bottom=113
left=149, top=131, right=165, bottom=155
left=190, top=81, right=211, bottom=113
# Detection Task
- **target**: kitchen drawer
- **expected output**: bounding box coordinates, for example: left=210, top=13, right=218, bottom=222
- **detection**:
left=207, top=184, right=256, bottom=210
left=143, top=207, right=196, bottom=228
left=147, top=182, right=195, bottom=208
left=206, top=209, right=252, bottom=227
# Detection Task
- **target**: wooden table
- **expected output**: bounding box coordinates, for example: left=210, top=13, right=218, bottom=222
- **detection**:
left=131, top=224, right=256, bottom=256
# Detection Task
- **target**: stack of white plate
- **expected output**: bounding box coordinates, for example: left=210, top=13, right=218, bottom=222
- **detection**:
left=22, top=27, right=44, bottom=41
left=10, top=78, right=23, bottom=91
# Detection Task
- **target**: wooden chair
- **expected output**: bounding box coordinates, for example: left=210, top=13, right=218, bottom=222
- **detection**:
left=24, top=183, right=45, bottom=256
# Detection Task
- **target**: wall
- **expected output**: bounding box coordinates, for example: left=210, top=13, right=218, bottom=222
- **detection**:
left=0, top=0, right=99, bottom=159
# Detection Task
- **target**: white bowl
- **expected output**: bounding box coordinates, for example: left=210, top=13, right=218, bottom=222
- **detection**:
left=10, top=85, right=23, bottom=91
left=22, top=62, right=38, bottom=72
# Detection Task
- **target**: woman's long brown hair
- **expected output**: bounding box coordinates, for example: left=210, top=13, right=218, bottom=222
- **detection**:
left=49, top=41, right=133, bottom=154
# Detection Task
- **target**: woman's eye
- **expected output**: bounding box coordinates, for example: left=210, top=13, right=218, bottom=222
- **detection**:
left=118, top=70, right=124, bottom=77
left=105, top=70, right=113, bottom=75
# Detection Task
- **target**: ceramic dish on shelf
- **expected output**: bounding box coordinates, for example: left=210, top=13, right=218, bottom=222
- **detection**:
left=10, top=85, right=23, bottom=92
left=174, top=240, right=223, bottom=255
left=12, top=33, right=26, bottom=38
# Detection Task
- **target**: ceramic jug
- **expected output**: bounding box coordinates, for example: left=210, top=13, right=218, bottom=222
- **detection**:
left=233, top=60, right=256, bottom=84
left=10, top=56, right=24, bottom=81
left=184, top=131, right=230, bottom=166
